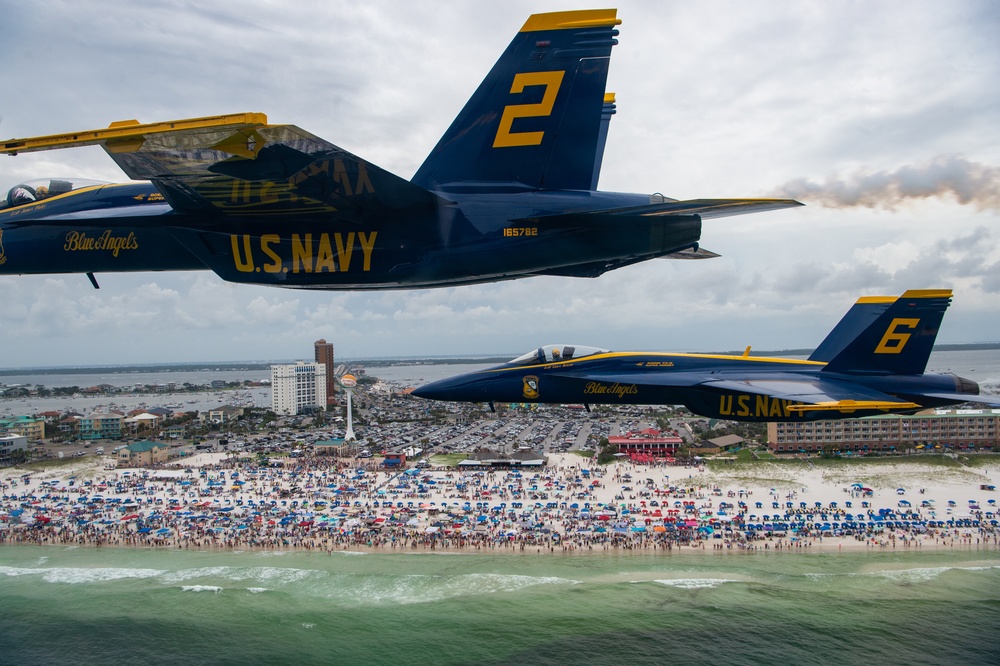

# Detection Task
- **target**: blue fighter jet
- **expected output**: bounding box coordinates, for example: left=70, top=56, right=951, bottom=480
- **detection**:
left=411, top=290, right=995, bottom=421
left=0, top=9, right=799, bottom=290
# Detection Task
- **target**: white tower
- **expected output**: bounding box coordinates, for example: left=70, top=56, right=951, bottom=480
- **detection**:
left=340, top=373, right=357, bottom=441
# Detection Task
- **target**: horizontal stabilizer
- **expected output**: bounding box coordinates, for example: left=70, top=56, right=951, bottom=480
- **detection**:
left=586, top=198, right=803, bottom=219
left=662, top=247, right=721, bottom=260
left=914, top=393, right=1000, bottom=406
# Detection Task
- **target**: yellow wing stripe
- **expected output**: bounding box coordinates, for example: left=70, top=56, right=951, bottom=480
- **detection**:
left=520, top=9, right=620, bottom=32
left=786, top=400, right=921, bottom=413
left=1, top=112, right=268, bottom=155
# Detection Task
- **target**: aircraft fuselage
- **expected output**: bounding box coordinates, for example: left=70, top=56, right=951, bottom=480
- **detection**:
left=410, top=351, right=979, bottom=422
left=0, top=182, right=695, bottom=289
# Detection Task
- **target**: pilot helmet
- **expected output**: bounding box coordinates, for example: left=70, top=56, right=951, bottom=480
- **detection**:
left=9, top=186, right=36, bottom=205
left=35, top=184, right=49, bottom=198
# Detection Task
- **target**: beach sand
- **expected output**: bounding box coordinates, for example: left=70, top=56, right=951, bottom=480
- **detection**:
left=2, top=452, right=998, bottom=554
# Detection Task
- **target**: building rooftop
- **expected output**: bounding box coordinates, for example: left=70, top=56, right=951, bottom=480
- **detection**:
left=125, top=440, right=166, bottom=453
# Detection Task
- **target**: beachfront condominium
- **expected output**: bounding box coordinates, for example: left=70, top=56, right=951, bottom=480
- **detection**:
left=767, top=408, right=1000, bottom=454
left=271, top=362, right=328, bottom=416
left=314, top=339, right=336, bottom=404
left=0, top=416, right=45, bottom=441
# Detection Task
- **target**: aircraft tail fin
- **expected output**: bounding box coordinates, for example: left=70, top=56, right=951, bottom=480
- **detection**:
left=822, top=289, right=953, bottom=376
left=808, top=295, right=896, bottom=362
left=411, top=9, right=620, bottom=192
left=590, top=93, right=617, bottom=190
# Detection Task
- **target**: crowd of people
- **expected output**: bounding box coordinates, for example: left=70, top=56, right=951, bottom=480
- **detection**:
left=2, top=453, right=998, bottom=554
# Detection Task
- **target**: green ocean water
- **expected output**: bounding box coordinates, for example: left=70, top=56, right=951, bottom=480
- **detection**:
left=1, top=545, right=999, bottom=665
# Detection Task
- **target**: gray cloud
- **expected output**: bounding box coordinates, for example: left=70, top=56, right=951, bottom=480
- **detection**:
left=1, top=1, right=998, bottom=366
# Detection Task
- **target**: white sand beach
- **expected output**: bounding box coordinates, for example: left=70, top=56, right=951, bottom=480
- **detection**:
left=2, top=452, right=998, bottom=554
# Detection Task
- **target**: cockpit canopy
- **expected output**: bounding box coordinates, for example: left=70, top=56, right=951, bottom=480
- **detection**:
left=507, top=344, right=609, bottom=366
left=2, top=177, right=109, bottom=210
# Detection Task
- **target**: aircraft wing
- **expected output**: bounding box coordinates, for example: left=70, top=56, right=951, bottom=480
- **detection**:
left=699, top=378, right=920, bottom=413
left=595, top=372, right=921, bottom=413
left=545, top=198, right=804, bottom=220
left=0, top=113, right=442, bottom=217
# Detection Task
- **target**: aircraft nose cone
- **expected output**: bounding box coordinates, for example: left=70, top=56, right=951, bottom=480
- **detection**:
left=411, top=377, right=468, bottom=402
left=410, top=381, right=443, bottom=400
left=412, top=371, right=498, bottom=402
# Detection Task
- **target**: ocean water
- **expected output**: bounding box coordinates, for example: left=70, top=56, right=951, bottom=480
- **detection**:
left=1, top=545, right=998, bottom=665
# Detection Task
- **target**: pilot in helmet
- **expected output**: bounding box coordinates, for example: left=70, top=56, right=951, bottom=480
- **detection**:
left=35, top=184, right=50, bottom=199
left=8, top=184, right=36, bottom=206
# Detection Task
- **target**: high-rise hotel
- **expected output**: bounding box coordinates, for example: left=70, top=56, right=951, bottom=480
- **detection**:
left=271, top=362, right=327, bottom=415
left=314, top=339, right=336, bottom=404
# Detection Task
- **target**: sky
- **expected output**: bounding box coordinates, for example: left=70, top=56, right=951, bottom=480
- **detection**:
left=1, top=0, right=998, bottom=367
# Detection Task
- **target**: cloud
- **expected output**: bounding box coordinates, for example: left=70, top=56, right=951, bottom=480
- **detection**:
left=1, top=1, right=998, bottom=366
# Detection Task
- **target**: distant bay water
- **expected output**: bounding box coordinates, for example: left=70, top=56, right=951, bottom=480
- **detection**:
left=368, top=349, right=993, bottom=389
left=3, top=348, right=996, bottom=388
left=1, top=349, right=997, bottom=417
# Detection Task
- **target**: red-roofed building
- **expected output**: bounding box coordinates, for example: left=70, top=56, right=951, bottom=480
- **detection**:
left=610, top=429, right=682, bottom=458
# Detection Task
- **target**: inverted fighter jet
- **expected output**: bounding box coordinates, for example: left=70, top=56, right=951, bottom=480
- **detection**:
left=0, top=9, right=799, bottom=290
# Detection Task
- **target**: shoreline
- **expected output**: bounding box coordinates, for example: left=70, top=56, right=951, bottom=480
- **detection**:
left=3, top=532, right=998, bottom=557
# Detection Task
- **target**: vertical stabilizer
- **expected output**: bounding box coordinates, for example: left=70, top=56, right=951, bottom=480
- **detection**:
left=590, top=93, right=617, bottom=190
left=808, top=295, right=895, bottom=362
left=411, top=9, right=621, bottom=191
left=823, top=290, right=953, bottom=375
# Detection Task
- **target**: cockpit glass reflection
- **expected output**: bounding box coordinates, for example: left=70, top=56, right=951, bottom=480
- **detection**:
left=507, top=344, right=608, bottom=366
left=2, top=178, right=108, bottom=209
